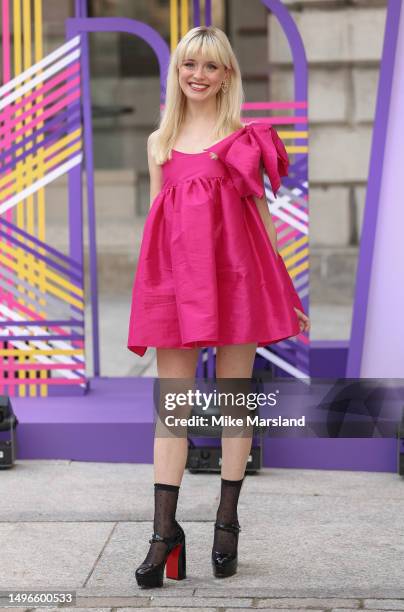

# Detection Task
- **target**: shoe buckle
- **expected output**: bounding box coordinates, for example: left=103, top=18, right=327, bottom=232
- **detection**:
left=214, top=521, right=241, bottom=534
left=149, top=532, right=166, bottom=544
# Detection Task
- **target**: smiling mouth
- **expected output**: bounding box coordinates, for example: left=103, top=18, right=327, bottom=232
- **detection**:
left=188, top=83, right=209, bottom=91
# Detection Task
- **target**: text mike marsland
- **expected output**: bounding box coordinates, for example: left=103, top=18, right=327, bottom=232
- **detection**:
left=164, top=415, right=306, bottom=427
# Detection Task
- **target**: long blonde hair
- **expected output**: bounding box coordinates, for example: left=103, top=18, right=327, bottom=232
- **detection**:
left=151, top=26, right=245, bottom=165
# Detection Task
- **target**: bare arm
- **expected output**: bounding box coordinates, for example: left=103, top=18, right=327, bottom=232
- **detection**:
left=147, top=131, right=163, bottom=209
left=254, top=165, right=278, bottom=257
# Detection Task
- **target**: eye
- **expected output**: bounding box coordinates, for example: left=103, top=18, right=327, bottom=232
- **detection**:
left=184, top=62, right=194, bottom=67
left=207, top=63, right=217, bottom=70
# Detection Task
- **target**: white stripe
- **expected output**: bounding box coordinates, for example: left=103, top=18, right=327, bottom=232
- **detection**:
left=0, top=48, right=81, bottom=110
left=273, top=199, right=309, bottom=223
left=269, top=203, right=309, bottom=236
left=0, top=306, right=84, bottom=378
left=0, top=36, right=80, bottom=99
left=0, top=154, right=82, bottom=214
left=256, top=346, right=310, bottom=383
left=269, top=205, right=308, bottom=234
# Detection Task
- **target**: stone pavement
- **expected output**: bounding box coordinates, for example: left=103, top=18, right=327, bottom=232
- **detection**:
left=1, top=461, right=404, bottom=611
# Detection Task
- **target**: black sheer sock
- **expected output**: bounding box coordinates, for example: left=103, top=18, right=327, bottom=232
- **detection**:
left=213, top=477, right=244, bottom=555
left=143, top=483, right=180, bottom=566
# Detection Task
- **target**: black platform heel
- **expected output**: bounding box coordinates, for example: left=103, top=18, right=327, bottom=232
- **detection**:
left=135, top=521, right=186, bottom=588
left=211, top=521, right=241, bottom=578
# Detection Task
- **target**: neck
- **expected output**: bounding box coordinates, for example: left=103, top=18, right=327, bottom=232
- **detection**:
left=183, top=97, right=218, bottom=128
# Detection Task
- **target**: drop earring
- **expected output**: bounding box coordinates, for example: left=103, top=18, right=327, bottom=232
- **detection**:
left=221, top=80, right=228, bottom=93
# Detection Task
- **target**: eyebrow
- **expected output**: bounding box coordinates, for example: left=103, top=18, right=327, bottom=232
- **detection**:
left=183, top=58, right=217, bottom=63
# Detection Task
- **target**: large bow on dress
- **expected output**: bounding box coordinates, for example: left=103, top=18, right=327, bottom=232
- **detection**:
left=206, top=122, right=304, bottom=316
left=205, top=122, right=289, bottom=199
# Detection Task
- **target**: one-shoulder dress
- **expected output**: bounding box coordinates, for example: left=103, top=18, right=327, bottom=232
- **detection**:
left=127, top=121, right=304, bottom=357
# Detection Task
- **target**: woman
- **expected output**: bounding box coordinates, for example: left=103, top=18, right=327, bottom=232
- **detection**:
left=127, top=25, right=310, bottom=588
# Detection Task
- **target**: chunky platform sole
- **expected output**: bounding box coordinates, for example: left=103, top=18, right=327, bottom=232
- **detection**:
left=136, top=535, right=186, bottom=589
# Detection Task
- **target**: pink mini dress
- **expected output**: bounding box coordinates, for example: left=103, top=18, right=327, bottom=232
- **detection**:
left=127, top=121, right=304, bottom=357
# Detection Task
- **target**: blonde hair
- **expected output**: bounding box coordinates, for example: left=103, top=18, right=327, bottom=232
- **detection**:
left=151, top=26, right=245, bottom=165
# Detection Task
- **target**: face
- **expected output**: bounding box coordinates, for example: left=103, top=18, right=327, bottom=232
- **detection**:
left=178, top=51, right=228, bottom=100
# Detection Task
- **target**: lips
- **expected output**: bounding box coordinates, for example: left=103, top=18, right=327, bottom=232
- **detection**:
left=189, top=83, right=209, bottom=91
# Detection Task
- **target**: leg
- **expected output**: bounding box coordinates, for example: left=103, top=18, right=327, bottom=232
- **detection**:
left=216, top=343, right=257, bottom=480
left=211, top=343, right=257, bottom=574
left=136, top=347, right=199, bottom=587
left=154, top=347, right=200, bottom=485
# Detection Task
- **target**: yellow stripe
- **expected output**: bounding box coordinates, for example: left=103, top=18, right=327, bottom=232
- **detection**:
left=286, top=146, right=308, bottom=154
left=278, top=131, right=308, bottom=139
left=180, top=0, right=188, bottom=36
left=280, top=236, right=307, bottom=258
left=23, top=0, right=37, bottom=397
left=0, top=249, right=84, bottom=304
left=170, top=0, right=178, bottom=52
left=288, top=261, right=308, bottom=279
left=0, top=137, right=82, bottom=198
left=0, top=349, right=83, bottom=356
left=34, top=0, right=47, bottom=396
left=14, top=0, right=27, bottom=396
left=0, top=129, right=82, bottom=190
left=283, top=247, right=309, bottom=268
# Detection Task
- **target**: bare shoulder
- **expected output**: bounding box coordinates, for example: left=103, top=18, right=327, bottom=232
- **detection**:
left=147, top=130, right=163, bottom=203
left=147, top=129, right=160, bottom=148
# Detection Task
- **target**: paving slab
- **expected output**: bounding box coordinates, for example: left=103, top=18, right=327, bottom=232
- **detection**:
left=2, top=462, right=403, bottom=601
left=0, top=462, right=217, bottom=522
left=364, top=603, right=404, bottom=610
left=333, top=610, right=402, bottom=612
left=0, top=522, right=113, bottom=590
left=253, top=598, right=360, bottom=608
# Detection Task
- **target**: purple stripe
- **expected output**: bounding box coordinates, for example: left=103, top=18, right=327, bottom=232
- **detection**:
left=0, top=103, right=80, bottom=165
left=75, top=0, right=87, bottom=18
left=193, top=0, right=200, bottom=26
left=0, top=216, right=82, bottom=271
left=0, top=319, right=83, bottom=327
left=282, top=176, right=308, bottom=196
left=66, top=17, right=171, bottom=377
left=346, top=0, right=402, bottom=376
left=0, top=115, right=81, bottom=173
left=5, top=334, right=84, bottom=341
left=80, top=33, right=100, bottom=376
left=262, top=0, right=308, bottom=126
left=43, top=133, right=81, bottom=167
left=271, top=340, right=307, bottom=361
left=205, top=0, right=211, bottom=25
left=0, top=229, right=83, bottom=284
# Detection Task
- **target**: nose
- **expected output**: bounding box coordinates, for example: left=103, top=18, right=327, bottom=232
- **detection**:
left=194, top=65, right=205, bottom=80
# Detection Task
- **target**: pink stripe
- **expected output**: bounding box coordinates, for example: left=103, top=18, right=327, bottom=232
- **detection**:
left=242, top=101, right=307, bottom=110
left=0, top=1, right=14, bottom=394
left=276, top=223, right=299, bottom=235
left=0, top=62, right=80, bottom=123
left=2, top=1, right=10, bottom=84
left=243, top=116, right=308, bottom=125
left=0, top=80, right=80, bottom=138
left=0, top=377, right=86, bottom=385
left=0, top=290, right=81, bottom=337
left=274, top=221, right=298, bottom=237
left=5, top=362, right=85, bottom=371
left=278, top=231, right=299, bottom=248
left=0, top=178, right=15, bottom=199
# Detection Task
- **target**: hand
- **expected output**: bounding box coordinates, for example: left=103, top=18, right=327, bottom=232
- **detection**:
left=294, top=307, right=310, bottom=333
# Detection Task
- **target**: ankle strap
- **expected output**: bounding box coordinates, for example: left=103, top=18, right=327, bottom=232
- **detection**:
left=214, top=521, right=241, bottom=534
left=149, top=523, right=183, bottom=546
